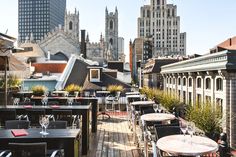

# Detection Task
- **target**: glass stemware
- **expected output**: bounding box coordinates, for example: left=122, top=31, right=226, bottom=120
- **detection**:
left=41, top=97, right=48, bottom=107
left=39, top=115, right=49, bottom=135
left=187, top=122, right=195, bottom=138
left=13, top=98, right=20, bottom=106
left=158, top=104, right=162, bottom=113
left=180, top=121, right=187, bottom=137
left=153, top=104, right=158, bottom=113
left=67, top=97, right=73, bottom=106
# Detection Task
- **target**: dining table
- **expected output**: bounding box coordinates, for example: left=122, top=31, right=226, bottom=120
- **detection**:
left=0, top=104, right=91, bottom=155
left=0, top=128, right=81, bottom=157
left=156, top=134, right=218, bottom=156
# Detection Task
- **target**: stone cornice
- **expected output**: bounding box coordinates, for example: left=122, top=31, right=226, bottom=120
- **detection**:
left=161, top=50, right=236, bottom=74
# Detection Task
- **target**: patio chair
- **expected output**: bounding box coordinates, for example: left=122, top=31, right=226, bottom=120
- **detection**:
left=8, top=142, right=62, bottom=157
left=26, top=109, right=45, bottom=127
left=155, top=125, right=181, bottom=140
left=52, top=110, right=75, bottom=128
left=0, top=109, right=16, bottom=127
left=48, top=121, right=67, bottom=129
left=113, top=91, right=121, bottom=111
left=5, top=120, right=30, bottom=129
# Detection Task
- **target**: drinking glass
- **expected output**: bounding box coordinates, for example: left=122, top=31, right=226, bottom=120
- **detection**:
left=43, top=116, right=49, bottom=135
left=39, top=115, right=44, bottom=134
left=158, top=104, right=162, bottom=113
left=13, top=98, right=20, bottom=106
left=153, top=104, right=158, bottom=113
left=180, top=121, right=187, bottom=137
left=67, top=98, right=73, bottom=106
left=41, top=97, right=48, bottom=107
left=187, top=122, right=195, bottom=138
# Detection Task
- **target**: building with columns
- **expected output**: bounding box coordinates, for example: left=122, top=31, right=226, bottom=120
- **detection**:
left=161, top=49, right=236, bottom=148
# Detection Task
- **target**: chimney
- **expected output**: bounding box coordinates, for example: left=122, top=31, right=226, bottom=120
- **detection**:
left=81, top=30, right=87, bottom=58
left=230, top=38, right=232, bottom=46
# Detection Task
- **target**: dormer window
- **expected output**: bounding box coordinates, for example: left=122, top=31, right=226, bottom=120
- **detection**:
left=90, top=69, right=100, bottom=82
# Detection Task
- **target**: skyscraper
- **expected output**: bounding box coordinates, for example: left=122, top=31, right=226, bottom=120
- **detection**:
left=18, top=0, right=66, bottom=43
left=137, top=0, right=186, bottom=57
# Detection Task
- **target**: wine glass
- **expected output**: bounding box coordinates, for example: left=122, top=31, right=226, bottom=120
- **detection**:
left=67, top=97, right=73, bottom=106
left=41, top=97, right=48, bottom=107
left=39, top=115, right=45, bottom=134
left=13, top=98, right=20, bottom=106
left=43, top=116, right=49, bottom=135
left=187, top=122, right=195, bottom=138
left=153, top=104, right=158, bottom=113
left=158, top=104, right=162, bottom=113
left=180, top=121, right=188, bottom=139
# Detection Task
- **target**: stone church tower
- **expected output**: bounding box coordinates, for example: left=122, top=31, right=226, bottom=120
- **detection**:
left=64, top=8, right=80, bottom=42
left=105, top=7, right=118, bottom=61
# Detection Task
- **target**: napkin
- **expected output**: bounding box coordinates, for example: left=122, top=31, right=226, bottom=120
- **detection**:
left=23, top=105, right=33, bottom=108
left=11, top=129, right=29, bottom=137
left=51, top=105, right=60, bottom=108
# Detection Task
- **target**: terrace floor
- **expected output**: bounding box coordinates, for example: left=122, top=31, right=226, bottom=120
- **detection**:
left=84, top=112, right=141, bottom=157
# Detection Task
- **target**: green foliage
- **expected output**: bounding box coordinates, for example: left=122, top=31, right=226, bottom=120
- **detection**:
left=64, top=84, right=82, bottom=93
left=107, top=85, right=124, bottom=93
left=32, top=85, right=47, bottom=95
left=186, top=102, right=222, bottom=135
left=140, top=86, right=181, bottom=111
left=0, top=75, right=21, bottom=88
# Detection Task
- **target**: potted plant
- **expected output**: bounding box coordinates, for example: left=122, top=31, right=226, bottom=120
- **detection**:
left=64, top=84, right=82, bottom=96
left=107, top=85, right=123, bottom=96
left=32, top=85, right=47, bottom=96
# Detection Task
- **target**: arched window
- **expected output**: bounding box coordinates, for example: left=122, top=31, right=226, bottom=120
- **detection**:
left=147, top=10, right=150, bottom=18
left=206, top=78, right=211, bottom=89
left=216, top=78, right=223, bottom=91
left=188, top=78, right=192, bottom=87
left=109, top=20, right=113, bottom=30
left=178, top=77, right=181, bottom=85
left=109, top=38, right=113, bottom=45
left=183, top=78, right=186, bottom=86
left=69, top=21, right=73, bottom=30
left=197, top=78, right=201, bottom=88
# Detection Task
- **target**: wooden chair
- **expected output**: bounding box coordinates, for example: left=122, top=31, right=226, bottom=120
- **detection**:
left=8, top=142, right=62, bottom=157
left=5, top=120, right=30, bottom=129
left=48, top=121, right=67, bottom=129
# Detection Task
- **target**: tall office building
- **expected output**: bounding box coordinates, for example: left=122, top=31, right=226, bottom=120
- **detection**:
left=18, top=0, right=66, bottom=43
left=137, top=0, right=186, bottom=57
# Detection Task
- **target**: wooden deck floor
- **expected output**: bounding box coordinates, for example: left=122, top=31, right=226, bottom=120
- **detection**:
left=85, top=112, right=141, bottom=157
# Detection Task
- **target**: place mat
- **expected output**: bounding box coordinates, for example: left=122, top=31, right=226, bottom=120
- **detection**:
left=51, top=105, right=60, bottom=108
left=23, top=105, right=33, bottom=108
left=11, top=129, right=29, bottom=137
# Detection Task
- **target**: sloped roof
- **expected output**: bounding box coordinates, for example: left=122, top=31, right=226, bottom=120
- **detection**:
left=15, top=42, right=45, bottom=58
left=211, top=36, right=236, bottom=53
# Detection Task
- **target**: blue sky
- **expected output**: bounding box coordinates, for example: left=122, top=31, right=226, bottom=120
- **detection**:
left=1, top=0, right=236, bottom=58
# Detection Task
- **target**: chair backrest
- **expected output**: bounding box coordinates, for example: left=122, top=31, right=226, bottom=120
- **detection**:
left=155, top=125, right=181, bottom=139
left=5, top=120, right=30, bottom=129
left=52, top=110, right=72, bottom=126
left=141, top=106, right=155, bottom=115
left=48, top=121, right=67, bottom=129
left=0, top=109, right=16, bottom=127
left=47, top=101, right=59, bottom=106
left=9, top=142, right=47, bottom=157
left=18, top=101, right=35, bottom=106
left=26, top=109, right=45, bottom=126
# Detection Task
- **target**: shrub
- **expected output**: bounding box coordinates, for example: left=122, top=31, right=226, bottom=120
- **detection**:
left=64, top=84, right=82, bottom=93
left=0, top=75, right=21, bottom=88
left=107, top=85, right=123, bottom=93
left=32, top=85, right=47, bottom=96
left=186, top=102, right=222, bottom=135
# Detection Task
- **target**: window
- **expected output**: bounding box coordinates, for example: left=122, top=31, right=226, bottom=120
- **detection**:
left=188, top=78, right=192, bottom=87
left=188, top=92, right=192, bottom=105
left=197, top=94, right=201, bottom=105
left=183, top=78, right=186, bottom=86
left=69, top=21, right=72, bottom=30
left=90, top=69, right=100, bottom=82
left=216, top=78, right=223, bottom=91
left=109, top=20, right=113, bottom=30
left=178, top=78, right=181, bottom=85
left=205, top=96, right=211, bottom=103
left=206, top=78, right=211, bottom=89
left=197, top=78, right=201, bottom=88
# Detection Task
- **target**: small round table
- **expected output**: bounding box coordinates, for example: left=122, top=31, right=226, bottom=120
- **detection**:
left=156, top=135, right=218, bottom=156
left=141, top=113, right=176, bottom=122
